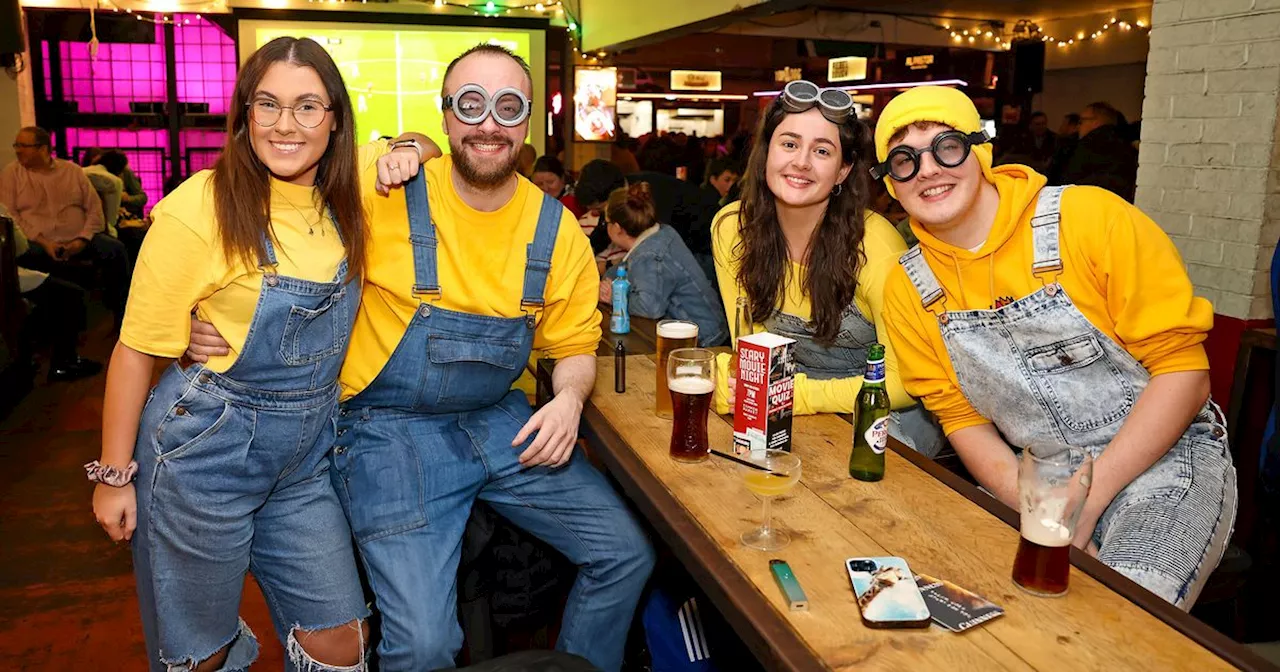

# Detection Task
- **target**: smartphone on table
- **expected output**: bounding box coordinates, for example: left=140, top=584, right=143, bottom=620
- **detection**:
left=845, top=557, right=931, bottom=629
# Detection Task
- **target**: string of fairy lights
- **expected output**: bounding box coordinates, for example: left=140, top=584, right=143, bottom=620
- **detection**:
left=944, top=14, right=1150, bottom=51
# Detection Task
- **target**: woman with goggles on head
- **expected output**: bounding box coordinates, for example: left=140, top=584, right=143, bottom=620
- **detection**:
left=710, top=79, right=944, bottom=457
left=877, top=86, right=1235, bottom=609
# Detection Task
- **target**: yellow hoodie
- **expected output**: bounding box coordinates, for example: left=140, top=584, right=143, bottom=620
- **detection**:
left=882, top=165, right=1214, bottom=436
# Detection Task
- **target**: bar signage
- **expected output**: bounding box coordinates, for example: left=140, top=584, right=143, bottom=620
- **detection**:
left=827, top=56, right=868, bottom=82
left=671, top=69, right=723, bottom=91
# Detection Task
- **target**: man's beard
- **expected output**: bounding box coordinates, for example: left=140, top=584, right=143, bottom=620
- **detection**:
left=450, top=133, right=518, bottom=188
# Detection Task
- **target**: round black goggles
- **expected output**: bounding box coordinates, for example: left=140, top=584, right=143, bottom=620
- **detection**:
left=779, top=79, right=854, bottom=124
left=870, top=129, right=993, bottom=182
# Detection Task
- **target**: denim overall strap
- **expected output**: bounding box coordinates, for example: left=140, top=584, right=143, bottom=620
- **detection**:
left=520, top=194, right=564, bottom=324
left=405, top=170, right=441, bottom=300
left=260, top=231, right=280, bottom=269
left=1031, top=185, right=1067, bottom=277
left=900, top=245, right=946, bottom=315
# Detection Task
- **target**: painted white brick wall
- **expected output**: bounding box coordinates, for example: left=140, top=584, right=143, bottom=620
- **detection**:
left=1137, top=0, right=1280, bottom=319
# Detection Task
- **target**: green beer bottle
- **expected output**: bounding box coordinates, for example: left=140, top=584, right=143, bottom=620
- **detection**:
left=850, top=343, right=889, bottom=481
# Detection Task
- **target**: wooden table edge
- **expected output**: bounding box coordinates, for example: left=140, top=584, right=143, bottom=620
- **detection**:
left=886, top=438, right=1276, bottom=672
left=582, top=401, right=831, bottom=672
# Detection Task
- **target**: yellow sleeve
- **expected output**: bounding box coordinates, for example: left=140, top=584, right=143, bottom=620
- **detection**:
left=712, top=203, right=749, bottom=413
left=712, top=202, right=749, bottom=332
left=533, top=208, right=603, bottom=359
left=794, top=213, right=914, bottom=414
left=357, top=139, right=391, bottom=197
left=119, top=202, right=218, bottom=358
left=883, top=266, right=990, bottom=436
left=1071, top=188, right=1213, bottom=375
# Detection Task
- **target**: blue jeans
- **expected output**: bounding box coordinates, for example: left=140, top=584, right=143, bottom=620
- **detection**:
left=133, top=367, right=369, bottom=671
left=332, top=391, right=655, bottom=672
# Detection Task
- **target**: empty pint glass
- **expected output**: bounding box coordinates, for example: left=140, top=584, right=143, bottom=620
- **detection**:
left=668, top=348, right=715, bottom=463
left=1012, top=443, right=1093, bottom=597
left=655, top=320, right=698, bottom=417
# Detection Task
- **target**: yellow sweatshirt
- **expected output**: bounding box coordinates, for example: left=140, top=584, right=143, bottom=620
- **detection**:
left=882, top=165, right=1214, bottom=436
left=711, top=201, right=916, bottom=415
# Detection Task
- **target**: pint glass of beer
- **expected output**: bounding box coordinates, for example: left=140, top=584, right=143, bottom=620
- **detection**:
left=655, top=320, right=699, bottom=417
left=667, top=348, right=715, bottom=463
left=1012, top=443, right=1093, bottom=597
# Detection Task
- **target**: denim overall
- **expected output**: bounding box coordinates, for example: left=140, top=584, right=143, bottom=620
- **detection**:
left=132, top=232, right=368, bottom=672
left=900, top=185, right=1238, bottom=607
left=331, top=172, right=653, bottom=672
left=764, top=304, right=945, bottom=457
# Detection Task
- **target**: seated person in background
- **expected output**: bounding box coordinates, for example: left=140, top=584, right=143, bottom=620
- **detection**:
left=531, top=155, right=585, bottom=217
left=701, top=155, right=739, bottom=208
left=91, top=150, right=147, bottom=260
left=82, top=151, right=125, bottom=237
left=0, top=126, right=131, bottom=328
left=712, top=81, right=943, bottom=457
left=599, top=183, right=727, bottom=347
left=575, top=159, right=721, bottom=274
left=875, top=86, right=1235, bottom=609
left=517, top=142, right=537, bottom=178
left=119, top=163, right=148, bottom=219
left=6, top=212, right=101, bottom=381
left=1052, top=102, right=1137, bottom=202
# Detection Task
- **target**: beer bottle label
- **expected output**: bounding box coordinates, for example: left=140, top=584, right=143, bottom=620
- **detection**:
left=864, top=416, right=889, bottom=454
left=865, top=358, right=886, bottom=384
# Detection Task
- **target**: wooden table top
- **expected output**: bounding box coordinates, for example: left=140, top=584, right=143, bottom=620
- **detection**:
left=582, top=354, right=1272, bottom=672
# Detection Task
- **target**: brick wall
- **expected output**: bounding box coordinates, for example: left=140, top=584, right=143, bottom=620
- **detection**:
left=1137, top=0, right=1279, bottom=320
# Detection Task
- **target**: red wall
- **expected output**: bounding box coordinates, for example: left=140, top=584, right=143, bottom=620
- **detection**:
left=1205, top=313, right=1272, bottom=412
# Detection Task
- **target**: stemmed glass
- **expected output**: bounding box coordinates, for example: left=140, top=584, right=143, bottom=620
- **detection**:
left=739, top=449, right=802, bottom=551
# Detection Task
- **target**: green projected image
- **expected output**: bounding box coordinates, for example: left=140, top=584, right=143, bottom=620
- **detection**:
left=243, top=22, right=534, bottom=150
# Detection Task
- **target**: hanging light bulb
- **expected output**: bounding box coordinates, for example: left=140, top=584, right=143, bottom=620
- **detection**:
left=534, top=2, right=544, bottom=11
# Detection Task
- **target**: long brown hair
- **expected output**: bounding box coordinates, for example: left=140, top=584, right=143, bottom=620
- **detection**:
left=605, top=182, right=657, bottom=237
left=719, top=101, right=873, bottom=344
left=210, top=37, right=365, bottom=281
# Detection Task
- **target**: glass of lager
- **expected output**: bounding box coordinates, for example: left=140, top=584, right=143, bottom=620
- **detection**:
left=667, top=348, right=716, bottom=463
left=655, top=320, right=699, bottom=417
left=1012, top=443, right=1093, bottom=597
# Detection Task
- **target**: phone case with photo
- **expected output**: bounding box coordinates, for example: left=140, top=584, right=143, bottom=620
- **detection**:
left=846, top=557, right=932, bottom=629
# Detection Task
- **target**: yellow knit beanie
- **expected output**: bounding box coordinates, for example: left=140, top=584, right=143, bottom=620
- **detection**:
left=873, top=86, right=995, bottom=198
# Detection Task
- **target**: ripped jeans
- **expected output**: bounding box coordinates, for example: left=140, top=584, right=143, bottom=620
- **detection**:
left=131, top=366, right=370, bottom=671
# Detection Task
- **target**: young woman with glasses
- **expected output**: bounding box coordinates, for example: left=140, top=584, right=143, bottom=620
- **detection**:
left=90, top=36, right=438, bottom=671
left=712, top=80, right=943, bottom=456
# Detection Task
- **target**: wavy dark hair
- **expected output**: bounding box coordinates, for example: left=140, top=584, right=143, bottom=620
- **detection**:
left=210, top=37, right=365, bottom=281
left=718, top=101, right=873, bottom=344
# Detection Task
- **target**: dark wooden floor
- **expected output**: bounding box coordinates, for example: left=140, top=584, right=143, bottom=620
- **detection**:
left=0, top=316, right=286, bottom=670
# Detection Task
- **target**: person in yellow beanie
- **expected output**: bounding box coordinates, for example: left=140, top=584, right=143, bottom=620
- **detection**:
left=876, top=85, right=1236, bottom=609
left=710, top=80, right=943, bottom=456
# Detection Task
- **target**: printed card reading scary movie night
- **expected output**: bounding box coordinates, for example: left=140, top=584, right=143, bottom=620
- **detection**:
left=914, top=573, right=1004, bottom=633
left=733, top=332, right=796, bottom=455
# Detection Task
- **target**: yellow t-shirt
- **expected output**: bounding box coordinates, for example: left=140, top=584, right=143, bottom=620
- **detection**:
left=710, top=201, right=914, bottom=415
left=119, top=145, right=380, bottom=369
left=882, top=165, right=1214, bottom=436
left=338, top=155, right=602, bottom=400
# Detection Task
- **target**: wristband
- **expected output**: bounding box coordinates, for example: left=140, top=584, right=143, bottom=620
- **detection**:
left=85, top=460, right=138, bottom=487
left=389, top=139, right=424, bottom=162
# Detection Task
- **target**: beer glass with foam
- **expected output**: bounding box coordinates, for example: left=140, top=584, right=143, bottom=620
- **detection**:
left=1013, top=443, right=1093, bottom=597
left=655, top=320, right=698, bottom=417
left=667, top=348, right=716, bottom=462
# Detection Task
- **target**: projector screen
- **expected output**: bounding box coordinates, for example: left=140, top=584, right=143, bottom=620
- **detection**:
left=239, top=20, right=545, bottom=155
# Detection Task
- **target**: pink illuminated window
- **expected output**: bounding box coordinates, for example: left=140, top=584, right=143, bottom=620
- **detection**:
left=175, top=16, right=235, bottom=115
